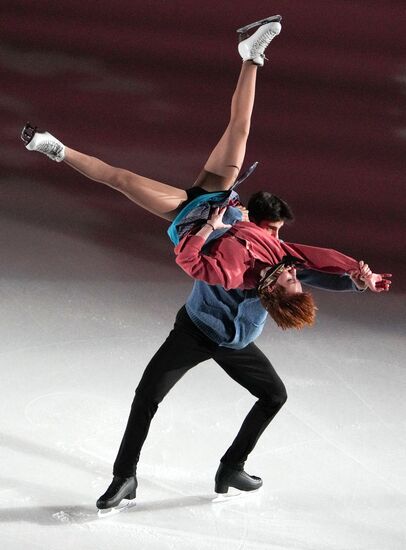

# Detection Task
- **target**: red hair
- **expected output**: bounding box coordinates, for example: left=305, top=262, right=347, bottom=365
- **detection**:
left=258, top=285, right=317, bottom=330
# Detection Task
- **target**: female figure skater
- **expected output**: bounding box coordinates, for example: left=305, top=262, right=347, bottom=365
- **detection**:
left=22, top=17, right=284, bottom=220
left=21, top=16, right=391, bottom=510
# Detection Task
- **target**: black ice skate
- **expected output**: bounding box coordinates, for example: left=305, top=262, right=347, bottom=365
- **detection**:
left=96, top=475, right=137, bottom=516
left=214, top=463, right=263, bottom=496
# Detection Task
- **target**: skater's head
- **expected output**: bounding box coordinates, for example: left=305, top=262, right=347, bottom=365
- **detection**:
left=257, top=266, right=316, bottom=329
left=247, top=191, right=294, bottom=238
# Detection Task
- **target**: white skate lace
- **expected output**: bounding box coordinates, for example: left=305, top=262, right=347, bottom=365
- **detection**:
left=252, top=29, right=277, bottom=56
left=37, top=140, right=63, bottom=159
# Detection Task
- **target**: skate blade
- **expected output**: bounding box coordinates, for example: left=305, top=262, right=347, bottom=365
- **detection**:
left=97, top=498, right=136, bottom=518
left=212, top=488, right=242, bottom=503
left=21, top=122, right=37, bottom=145
left=237, top=15, right=282, bottom=35
left=212, top=486, right=262, bottom=503
left=231, top=161, right=258, bottom=190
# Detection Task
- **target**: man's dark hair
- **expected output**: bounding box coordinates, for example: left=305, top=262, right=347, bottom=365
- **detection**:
left=247, top=191, right=294, bottom=223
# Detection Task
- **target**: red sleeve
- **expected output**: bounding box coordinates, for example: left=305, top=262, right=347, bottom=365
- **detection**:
left=174, top=233, right=252, bottom=289
left=283, top=242, right=359, bottom=274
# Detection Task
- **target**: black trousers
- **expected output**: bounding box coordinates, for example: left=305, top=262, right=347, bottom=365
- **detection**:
left=113, top=306, right=287, bottom=477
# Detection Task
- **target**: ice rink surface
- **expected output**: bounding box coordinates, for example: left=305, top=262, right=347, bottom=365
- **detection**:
left=1, top=179, right=405, bottom=550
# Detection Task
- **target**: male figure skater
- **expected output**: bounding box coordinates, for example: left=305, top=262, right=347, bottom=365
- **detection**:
left=96, top=190, right=371, bottom=510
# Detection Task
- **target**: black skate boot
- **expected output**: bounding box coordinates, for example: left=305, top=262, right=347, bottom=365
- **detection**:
left=96, top=475, right=137, bottom=510
left=214, top=463, right=263, bottom=494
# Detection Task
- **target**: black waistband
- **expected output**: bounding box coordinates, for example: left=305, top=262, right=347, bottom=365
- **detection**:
left=184, top=186, right=212, bottom=207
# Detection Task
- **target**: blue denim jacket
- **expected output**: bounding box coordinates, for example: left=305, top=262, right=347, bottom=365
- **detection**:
left=185, top=268, right=358, bottom=349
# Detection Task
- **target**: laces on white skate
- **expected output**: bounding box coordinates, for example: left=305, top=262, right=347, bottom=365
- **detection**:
left=33, top=138, right=64, bottom=161
left=252, top=28, right=278, bottom=54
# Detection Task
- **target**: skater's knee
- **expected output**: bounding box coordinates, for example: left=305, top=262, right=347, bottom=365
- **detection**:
left=263, top=383, right=287, bottom=410
left=276, top=386, right=288, bottom=407
left=132, top=388, right=160, bottom=414
left=110, top=168, right=130, bottom=191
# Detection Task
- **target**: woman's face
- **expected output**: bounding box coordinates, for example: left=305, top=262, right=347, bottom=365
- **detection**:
left=275, top=266, right=302, bottom=295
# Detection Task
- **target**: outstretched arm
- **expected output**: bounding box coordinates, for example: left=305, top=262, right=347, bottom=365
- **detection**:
left=298, top=270, right=363, bottom=292
left=284, top=242, right=392, bottom=294
left=348, top=261, right=392, bottom=292
left=174, top=208, right=249, bottom=289
left=299, top=261, right=391, bottom=293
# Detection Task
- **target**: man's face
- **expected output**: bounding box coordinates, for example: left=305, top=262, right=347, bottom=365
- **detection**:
left=256, top=218, right=302, bottom=295
left=275, top=266, right=303, bottom=295
left=257, top=219, right=284, bottom=239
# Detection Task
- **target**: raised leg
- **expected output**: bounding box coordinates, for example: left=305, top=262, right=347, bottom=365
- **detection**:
left=63, top=147, right=187, bottom=221
left=194, top=61, right=258, bottom=192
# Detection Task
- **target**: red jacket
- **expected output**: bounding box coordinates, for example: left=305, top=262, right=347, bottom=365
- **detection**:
left=175, top=221, right=359, bottom=290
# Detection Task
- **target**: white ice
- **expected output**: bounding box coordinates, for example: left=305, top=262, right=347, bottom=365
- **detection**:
left=1, top=179, right=405, bottom=550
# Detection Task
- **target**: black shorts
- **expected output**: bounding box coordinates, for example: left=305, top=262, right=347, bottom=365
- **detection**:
left=183, top=186, right=212, bottom=207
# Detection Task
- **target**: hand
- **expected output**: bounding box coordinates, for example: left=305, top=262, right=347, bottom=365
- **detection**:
left=348, top=260, right=371, bottom=290
left=363, top=272, right=392, bottom=293
left=349, top=261, right=392, bottom=292
left=207, top=206, right=232, bottom=231
left=235, top=204, right=250, bottom=222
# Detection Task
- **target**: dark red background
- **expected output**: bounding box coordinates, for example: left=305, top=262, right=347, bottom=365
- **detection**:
left=1, top=1, right=405, bottom=287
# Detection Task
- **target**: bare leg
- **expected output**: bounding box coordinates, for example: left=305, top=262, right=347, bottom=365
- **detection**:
left=64, top=148, right=187, bottom=221
left=29, top=62, right=257, bottom=218
left=194, top=61, right=258, bottom=192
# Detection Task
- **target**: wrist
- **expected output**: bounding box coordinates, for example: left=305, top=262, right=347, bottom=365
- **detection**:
left=195, top=222, right=215, bottom=241
left=205, top=222, right=215, bottom=231
left=349, top=273, right=367, bottom=290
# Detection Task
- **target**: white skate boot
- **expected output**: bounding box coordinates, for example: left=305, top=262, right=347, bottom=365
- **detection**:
left=21, top=122, right=65, bottom=162
left=237, top=16, right=282, bottom=66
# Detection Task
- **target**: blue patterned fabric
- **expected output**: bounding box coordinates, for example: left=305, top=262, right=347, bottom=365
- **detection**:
left=167, top=161, right=258, bottom=245
left=167, top=190, right=237, bottom=245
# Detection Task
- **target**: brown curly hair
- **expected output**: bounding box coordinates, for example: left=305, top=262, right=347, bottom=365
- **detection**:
left=258, top=284, right=317, bottom=330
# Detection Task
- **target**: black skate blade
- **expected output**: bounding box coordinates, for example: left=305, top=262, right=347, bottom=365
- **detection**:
left=237, top=15, right=282, bottom=35
left=21, top=122, right=37, bottom=145
left=231, top=161, right=258, bottom=190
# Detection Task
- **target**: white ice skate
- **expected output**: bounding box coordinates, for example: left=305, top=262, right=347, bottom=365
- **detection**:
left=237, top=16, right=282, bottom=66
left=21, top=122, right=65, bottom=162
